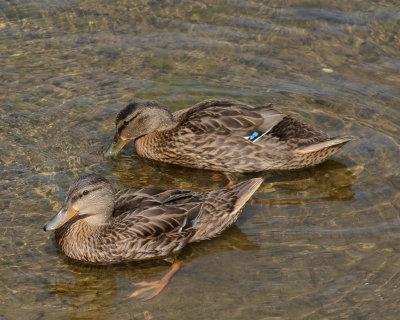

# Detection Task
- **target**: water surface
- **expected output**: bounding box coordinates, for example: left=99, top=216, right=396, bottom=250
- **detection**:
left=1, top=0, right=400, bottom=319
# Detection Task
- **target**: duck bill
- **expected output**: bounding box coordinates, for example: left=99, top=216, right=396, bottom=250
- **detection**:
left=43, top=207, right=79, bottom=231
left=104, top=133, right=130, bottom=157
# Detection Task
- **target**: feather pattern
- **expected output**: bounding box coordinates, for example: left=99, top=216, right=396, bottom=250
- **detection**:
left=107, top=99, right=357, bottom=172
left=46, top=174, right=263, bottom=264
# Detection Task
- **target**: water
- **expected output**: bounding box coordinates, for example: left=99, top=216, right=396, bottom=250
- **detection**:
left=1, top=0, right=399, bottom=319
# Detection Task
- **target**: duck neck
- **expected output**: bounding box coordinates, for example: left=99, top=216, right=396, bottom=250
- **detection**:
left=155, top=109, right=177, bottom=131
left=55, top=218, right=109, bottom=263
left=134, top=129, right=176, bottom=161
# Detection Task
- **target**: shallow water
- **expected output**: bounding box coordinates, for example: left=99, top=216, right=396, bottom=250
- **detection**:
left=1, top=0, right=400, bottom=319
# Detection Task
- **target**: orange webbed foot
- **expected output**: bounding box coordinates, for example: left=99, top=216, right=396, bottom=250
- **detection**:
left=129, top=262, right=181, bottom=301
left=224, top=180, right=237, bottom=188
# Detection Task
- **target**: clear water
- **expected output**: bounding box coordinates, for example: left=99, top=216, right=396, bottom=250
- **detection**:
left=1, top=0, right=399, bottom=319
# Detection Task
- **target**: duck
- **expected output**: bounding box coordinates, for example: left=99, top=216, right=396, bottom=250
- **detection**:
left=105, top=99, right=357, bottom=172
left=43, top=173, right=263, bottom=300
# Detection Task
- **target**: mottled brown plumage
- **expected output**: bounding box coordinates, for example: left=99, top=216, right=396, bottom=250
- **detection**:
left=43, top=174, right=263, bottom=264
left=105, top=99, right=358, bottom=172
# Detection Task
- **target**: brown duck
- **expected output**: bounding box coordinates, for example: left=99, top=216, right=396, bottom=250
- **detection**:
left=43, top=174, right=262, bottom=300
left=105, top=99, right=357, bottom=172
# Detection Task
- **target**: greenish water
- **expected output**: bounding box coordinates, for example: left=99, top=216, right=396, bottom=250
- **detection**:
left=1, top=0, right=399, bottom=319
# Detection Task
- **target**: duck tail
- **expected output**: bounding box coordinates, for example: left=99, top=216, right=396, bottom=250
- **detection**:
left=297, top=136, right=358, bottom=154
left=190, top=178, right=263, bottom=242
left=230, top=178, right=263, bottom=215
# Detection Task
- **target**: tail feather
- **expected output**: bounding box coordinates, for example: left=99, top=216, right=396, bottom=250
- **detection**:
left=230, top=178, right=263, bottom=214
left=189, top=178, right=263, bottom=242
left=297, top=136, right=358, bottom=154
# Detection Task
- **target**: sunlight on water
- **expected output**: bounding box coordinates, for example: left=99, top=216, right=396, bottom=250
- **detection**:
left=1, top=0, right=399, bottom=319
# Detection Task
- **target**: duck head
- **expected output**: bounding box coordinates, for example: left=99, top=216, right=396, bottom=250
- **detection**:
left=43, top=174, right=115, bottom=231
left=104, top=101, right=175, bottom=157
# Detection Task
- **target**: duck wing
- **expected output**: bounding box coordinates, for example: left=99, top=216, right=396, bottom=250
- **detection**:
left=112, top=188, right=204, bottom=238
left=177, top=99, right=285, bottom=139
left=113, top=188, right=198, bottom=217
left=103, top=179, right=262, bottom=260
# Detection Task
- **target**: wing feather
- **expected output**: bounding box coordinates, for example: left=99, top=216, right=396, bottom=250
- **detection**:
left=113, top=188, right=193, bottom=217
left=112, top=188, right=203, bottom=239
left=178, top=99, right=285, bottom=139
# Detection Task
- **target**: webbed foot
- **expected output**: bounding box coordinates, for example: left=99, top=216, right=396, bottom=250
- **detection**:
left=129, top=262, right=181, bottom=301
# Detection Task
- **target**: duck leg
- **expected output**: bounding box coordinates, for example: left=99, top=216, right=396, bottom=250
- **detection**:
left=129, top=262, right=182, bottom=301
left=210, top=172, right=238, bottom=188
left=224, top=173, right=239, bottom=188
left=224, top=180, right=236, bottom=188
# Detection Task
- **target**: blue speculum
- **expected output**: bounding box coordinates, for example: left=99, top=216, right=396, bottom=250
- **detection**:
left=248, top=131, right=261, bottom=142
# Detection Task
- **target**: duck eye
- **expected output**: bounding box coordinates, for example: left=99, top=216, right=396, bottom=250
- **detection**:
left=82, top=190, right=89, bottom=196
left=124, top=120, right=129, bottom=126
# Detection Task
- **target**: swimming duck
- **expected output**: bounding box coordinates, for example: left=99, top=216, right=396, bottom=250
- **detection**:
left=105, top=99, right=357, bottom=172
left=43, top=174, right=262, bottom=300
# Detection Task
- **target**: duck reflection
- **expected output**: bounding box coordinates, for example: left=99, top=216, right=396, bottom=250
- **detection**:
left=255, top=160, right=356, bottom=204
left=44, top=225, right=259, bottom=318
left=109, top=156, right=356, bottom=204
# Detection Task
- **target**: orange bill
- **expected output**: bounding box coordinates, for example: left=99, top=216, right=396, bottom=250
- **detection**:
left=43, top=206, right=79, bottom=231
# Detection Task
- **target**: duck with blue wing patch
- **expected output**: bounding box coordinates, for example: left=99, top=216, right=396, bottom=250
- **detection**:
left=105, top=99, right=358, bottom=172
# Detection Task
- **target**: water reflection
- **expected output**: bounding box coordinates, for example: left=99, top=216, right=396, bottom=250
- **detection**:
left=1, top=0, right=399, bottom=318
left=109, top=154, right=355, bottom=204
left=256, top=160, right=356, bottom=204
left=44, top=225, right=258, bottom=318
